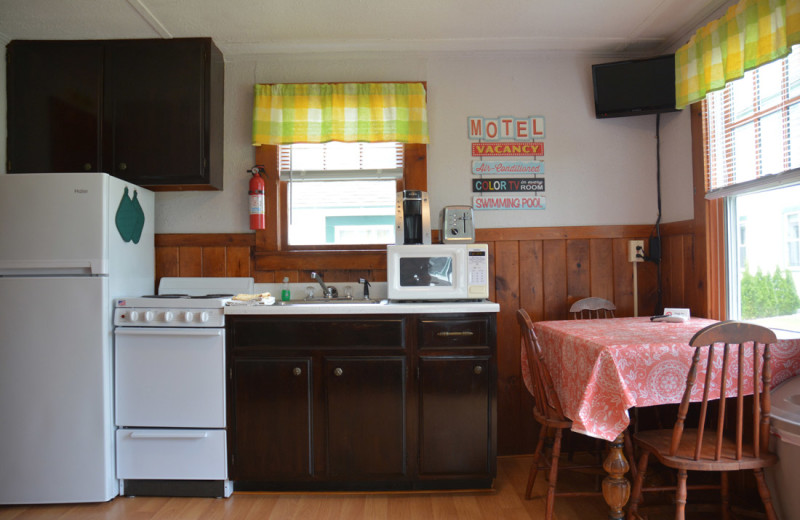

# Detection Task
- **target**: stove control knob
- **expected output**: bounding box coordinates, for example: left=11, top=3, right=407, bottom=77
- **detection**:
left=183, top=311, right=194, bottom=323
left=144, top=311, right=155, bottom=322
left=128, top=311, right=139, bottom=322
left=163, top=311, right=174, bottom=322
left=199, top=311, right=210, bottom=323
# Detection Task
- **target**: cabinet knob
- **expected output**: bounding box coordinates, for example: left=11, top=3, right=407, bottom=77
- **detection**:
left=333, top=367, right=343, bottom=377
left=293, top=367, right=302, bottom=376
left=473, top=365, right=483, bottom=375
left=83, top=163, right=92, bottom=171
left=118, top=162, right=127, bottom=171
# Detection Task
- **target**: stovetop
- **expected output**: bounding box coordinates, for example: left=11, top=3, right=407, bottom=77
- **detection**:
left=116, top=295, right=232, bottom=309
left=113, top=277, right=254, bottom=327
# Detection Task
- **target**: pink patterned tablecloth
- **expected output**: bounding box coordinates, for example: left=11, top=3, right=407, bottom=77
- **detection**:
left=527, top=317, right=800, bottom=442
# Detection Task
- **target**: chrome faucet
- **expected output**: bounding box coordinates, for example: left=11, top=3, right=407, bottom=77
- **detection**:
left=310, top=272, right=338, bottom=299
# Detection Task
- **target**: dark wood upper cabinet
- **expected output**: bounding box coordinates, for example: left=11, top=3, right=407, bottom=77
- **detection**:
left=6, top=41, right=103, bottom=174
left=6, top=38, right=224, bottom=190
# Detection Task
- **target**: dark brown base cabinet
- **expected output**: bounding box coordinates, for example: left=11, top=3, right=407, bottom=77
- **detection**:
left=226, top=313, right=497, bottom=491
left=6, top=38, right=223, bottom=190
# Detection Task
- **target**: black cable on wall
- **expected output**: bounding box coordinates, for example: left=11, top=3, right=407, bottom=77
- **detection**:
left=652, top=114, right=663, bottom=312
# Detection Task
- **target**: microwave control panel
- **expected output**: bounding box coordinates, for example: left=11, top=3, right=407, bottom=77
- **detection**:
left=466, top=244, right=490, bottom=299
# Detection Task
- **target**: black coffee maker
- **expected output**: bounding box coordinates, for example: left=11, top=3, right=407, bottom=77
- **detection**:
left=395, top=190, right=431, bottom=245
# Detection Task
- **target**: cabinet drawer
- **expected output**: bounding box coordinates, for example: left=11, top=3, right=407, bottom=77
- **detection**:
left=231, top=317, right=406, bottom=349
left=418, top=317, right=490, bottom=348
left=116, top=429, right=227, bottom=480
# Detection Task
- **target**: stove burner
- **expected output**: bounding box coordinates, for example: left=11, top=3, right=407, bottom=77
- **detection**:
left=142, top=294, right=190, bottom=298
left=192, top=293, right=234, bottom=299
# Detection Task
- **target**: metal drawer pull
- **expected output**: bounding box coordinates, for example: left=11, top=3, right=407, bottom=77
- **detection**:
left=334, top=367, right=343, bottom=376
left=436, top=331, right=474, bottom=337
left=474, top=365, right=483, bottom=375
left=293, top=367, right=302, bottom=376
left=130, top=431, right=208, bottom=440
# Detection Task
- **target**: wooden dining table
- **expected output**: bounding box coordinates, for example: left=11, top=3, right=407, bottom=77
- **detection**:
left=528, top=316, right=800, bottom=520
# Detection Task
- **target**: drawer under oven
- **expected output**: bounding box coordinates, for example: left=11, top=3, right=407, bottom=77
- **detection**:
left=116, top=428, right=227, bottom=480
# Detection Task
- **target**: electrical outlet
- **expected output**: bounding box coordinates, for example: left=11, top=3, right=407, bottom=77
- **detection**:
left=628, top=240, right=644, bottom=262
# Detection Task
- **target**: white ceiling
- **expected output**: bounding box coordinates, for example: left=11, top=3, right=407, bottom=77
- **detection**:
left=0, top=0, right=734, bottom=58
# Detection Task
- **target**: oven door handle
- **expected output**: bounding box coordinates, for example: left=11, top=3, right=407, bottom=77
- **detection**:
left=114, top=328, right=223, bottom=337
left=128, top=431, right=210, bottom=440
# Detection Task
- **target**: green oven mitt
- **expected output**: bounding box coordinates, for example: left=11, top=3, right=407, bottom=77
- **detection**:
left=115, top=187, right=146, bottom=244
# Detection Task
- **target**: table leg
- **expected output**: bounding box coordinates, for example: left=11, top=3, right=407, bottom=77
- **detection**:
left=602, top=433, right=630, bottom=520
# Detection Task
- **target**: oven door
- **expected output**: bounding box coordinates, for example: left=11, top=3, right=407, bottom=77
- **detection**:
left=114, top=327, right=225, bottom=428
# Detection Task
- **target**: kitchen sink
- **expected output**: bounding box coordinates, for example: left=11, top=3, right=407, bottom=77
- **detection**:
left=275, top=298, right=384, bottom=306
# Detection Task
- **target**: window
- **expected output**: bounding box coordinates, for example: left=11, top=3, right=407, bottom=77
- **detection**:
left=726, top=187, right=800, bottom=325
left=252, top=82, right=428, bottom=255
left=704, top=46, right=800, bottom=330
left=280, top=142, right=403, bottom=246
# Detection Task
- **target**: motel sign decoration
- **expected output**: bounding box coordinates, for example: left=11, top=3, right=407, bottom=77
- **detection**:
left=469, top=115, right=546, bottom=211
left=468, top=116, right=545, bottom=140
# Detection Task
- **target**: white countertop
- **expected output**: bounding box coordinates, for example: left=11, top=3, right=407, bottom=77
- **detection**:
left=224, top=300, right=500, bottom=315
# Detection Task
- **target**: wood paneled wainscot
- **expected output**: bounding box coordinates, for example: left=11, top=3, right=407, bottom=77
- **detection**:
left=156, top=221, right=703, bottom=456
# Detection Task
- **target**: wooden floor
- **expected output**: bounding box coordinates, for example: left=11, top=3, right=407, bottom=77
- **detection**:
left=0, top=455, right=757, bottom=520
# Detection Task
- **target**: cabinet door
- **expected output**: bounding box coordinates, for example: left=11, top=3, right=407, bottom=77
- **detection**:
left=7, top=41, right=102, bottom=173
left=418, top=356, right=493, bottom=477
left=231, top=358, right=313, bottom=481
left=324, top=356, right=407, bottom=479
left=103, top=39, right=209, bottom=186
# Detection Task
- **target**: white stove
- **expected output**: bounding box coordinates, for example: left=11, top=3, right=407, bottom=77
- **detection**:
left=113, top=277, right=253, bottom=498
left=114, top=295, right=231, bottom=327
left=114, top=277, right=253, bottom=328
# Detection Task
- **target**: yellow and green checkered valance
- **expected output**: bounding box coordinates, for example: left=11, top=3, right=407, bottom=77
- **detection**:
left=675, top=0, right=800, bottom=109
left=252, top=82, right=429, bottom=145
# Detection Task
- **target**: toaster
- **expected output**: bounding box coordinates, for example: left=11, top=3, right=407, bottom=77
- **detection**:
left=440, top=205, right=475, bottom=243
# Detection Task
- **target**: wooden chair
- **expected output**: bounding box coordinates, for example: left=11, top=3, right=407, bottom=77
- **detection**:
left=518, top=309, right=604, bottom=519
left=567, top=297, right=620, bottom=461
left=627, top=321, right=780, bottom=520
left=569, top=297, right=616, bottom=319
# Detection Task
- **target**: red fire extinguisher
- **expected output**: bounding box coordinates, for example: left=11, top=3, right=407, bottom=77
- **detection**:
left=248, top=166, right=266, bottom=230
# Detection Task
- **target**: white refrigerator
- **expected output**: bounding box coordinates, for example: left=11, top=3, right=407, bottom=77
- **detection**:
left=0, top=172, right=154, bottom=504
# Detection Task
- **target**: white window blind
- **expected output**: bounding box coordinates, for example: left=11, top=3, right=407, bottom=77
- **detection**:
left=704, top=45, right=800, bottom=193
left=278, top=142, right=403, bottom=181
left=278, top=141, right=403, bottom=246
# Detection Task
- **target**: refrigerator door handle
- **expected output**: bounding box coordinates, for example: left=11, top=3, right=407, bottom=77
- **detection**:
left=0, top=261, right=103, bottom=276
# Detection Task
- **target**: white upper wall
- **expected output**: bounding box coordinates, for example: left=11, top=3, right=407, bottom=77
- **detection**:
left=156, top=50, right=695, bottom=233
left=0, top=49, right=696, bottom=232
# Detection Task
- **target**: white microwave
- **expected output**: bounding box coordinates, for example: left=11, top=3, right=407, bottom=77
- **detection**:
left=387, top=243, right=490, bottom=301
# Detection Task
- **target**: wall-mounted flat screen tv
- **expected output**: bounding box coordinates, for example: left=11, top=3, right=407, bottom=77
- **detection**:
left=592, top=54, right=679, bottom=118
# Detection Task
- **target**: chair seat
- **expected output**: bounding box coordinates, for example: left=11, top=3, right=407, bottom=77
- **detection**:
left=533, top=407, right=572, bottom=430
left=634, top=429, right=779, bottom=472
